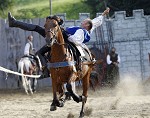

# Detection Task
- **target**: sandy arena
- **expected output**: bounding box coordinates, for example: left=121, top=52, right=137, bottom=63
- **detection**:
left=1, top=76, right=150, bottom=118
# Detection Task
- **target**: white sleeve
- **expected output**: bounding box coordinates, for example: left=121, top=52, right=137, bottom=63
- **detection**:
left=68, top=29, right=84, bottom=45
left=24, top=43, right=30, bottom=55
left=118, top=55, right=121, bottom=63
left=91, top=15, right=104, bottom=34
left=107, top=55, right=112, bottom=65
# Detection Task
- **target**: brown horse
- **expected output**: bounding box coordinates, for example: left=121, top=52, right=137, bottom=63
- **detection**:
left=44, top=16, right=95, bottom=117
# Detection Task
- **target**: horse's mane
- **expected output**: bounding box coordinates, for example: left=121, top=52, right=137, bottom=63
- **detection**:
left=46, top=15, right=63, bottom=26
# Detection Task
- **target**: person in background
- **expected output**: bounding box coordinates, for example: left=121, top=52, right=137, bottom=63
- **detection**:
left=24, top=35, right=34, bottom=57
left=106, top=47, right=120, bottom=86
left=23, top=35, right=38, bottom=73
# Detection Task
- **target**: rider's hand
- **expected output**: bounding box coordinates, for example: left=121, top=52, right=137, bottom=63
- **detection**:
left=102, top=8, right=110, bottom=16
left=113, top=62, right=118, bottom=66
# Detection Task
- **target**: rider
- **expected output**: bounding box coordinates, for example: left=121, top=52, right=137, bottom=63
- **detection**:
left=8, top=8, right=110, bottom=78
left=23, top=35, right=38, bottom=73
left=106, top=47, right=120, bottom=86
left=24, top=35, right=34, bottom=57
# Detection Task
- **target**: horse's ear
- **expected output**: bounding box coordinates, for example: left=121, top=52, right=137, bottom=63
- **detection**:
left=53, top=15, right=63, bottom=25
left=58, top=18, right=63, bottom=25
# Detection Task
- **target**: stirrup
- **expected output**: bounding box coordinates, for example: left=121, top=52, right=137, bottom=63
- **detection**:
left=92, top=58, right=96, bottom=64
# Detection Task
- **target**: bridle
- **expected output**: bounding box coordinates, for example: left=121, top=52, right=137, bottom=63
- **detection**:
left=45, top=24, right=60, bottom=46
left=45, top=19, right=75, bottom=69
left=45, top=22, right=66, bottom=46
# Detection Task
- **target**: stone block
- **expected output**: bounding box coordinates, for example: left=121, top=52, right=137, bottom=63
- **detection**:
left=79, top=13, right=90, bottom=21
left=64, top=20, right=75, bottom=27
left=57, top=13, right=66, bottom=21
left=126, top=55, right=137, bottom=61
left=136, top=22, right=146, bottom=28
left=114, top=11, right=126, bottom=20
left=133, top=9, right=144, bottom=18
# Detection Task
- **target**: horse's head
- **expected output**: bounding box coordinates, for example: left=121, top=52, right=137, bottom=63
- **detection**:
left=44, top=15, right=63, bottom=46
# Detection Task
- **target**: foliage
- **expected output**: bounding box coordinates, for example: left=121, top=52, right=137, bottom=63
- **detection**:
left=0, top=0, right=93, bottom=19
left=83, top=0, right=106, bottom=15
left=0, top=0, right=149, bottom=19
left=52, top=0, right=92, bottom=19
left=0, top=0, right=16, bottom=17
left=84, top=0, right=150, bottom=17
left=107, top=0, right=150, bottom=16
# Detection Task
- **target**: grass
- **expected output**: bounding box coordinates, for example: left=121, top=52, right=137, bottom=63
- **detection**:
left=2, top=0, right=93, bottom=20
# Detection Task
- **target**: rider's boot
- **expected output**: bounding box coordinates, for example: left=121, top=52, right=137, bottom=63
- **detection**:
left=38, top=66, right=50, bottom=79
left=8, top=12, right=46, bottom=37
left=8, top=12, right=37, bottom=30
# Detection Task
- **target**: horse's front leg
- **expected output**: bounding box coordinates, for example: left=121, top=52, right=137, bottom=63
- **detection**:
left=50, top=79, right=64, bottom=111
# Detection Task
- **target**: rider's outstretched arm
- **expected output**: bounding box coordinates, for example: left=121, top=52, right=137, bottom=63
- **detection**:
left=91, top=8, right=110, bottom=33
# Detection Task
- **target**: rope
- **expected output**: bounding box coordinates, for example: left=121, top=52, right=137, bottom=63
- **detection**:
left=0, top=66, right=40, bottom=78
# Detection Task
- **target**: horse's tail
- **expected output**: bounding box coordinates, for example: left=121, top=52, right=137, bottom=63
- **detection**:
left=18, top=59, right=24, bottom=81
left=18, top=60, right=24, bottom=77
left=18, top=59, right=28, bottom=93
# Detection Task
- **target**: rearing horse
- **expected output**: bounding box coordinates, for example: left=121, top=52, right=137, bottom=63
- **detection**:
left=44, top=16, right=94, bottom=117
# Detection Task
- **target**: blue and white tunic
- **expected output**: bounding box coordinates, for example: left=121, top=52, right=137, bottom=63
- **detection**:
left=66, top=15, right=104, bottom=46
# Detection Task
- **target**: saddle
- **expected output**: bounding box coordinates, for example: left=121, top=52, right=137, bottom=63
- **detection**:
left=65, top=41, right=92, bottom=71
left=68, top=42, right=92, bottom=60
left=23, top=55, right=37, bottom=66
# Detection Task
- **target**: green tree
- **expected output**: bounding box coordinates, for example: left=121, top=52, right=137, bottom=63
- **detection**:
left=83, top=0, right=106, bottom=17
left=0, top=0, right=15, bottom=17
left=107, top=0, right=150, bottom=16
left=84, top=0, right=150, bottom=17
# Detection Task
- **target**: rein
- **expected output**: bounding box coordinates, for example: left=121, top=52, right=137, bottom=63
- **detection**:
left=46, top=26, right=67, bottom=46
left=45, top=22, right=75, bottom=68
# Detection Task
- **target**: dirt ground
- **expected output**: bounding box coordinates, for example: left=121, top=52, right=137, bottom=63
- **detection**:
left=1, top=77, right=150, bottom=118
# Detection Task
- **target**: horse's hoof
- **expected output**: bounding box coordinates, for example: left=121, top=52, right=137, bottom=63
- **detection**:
left=65, top=95, right=71, bottom=101
left=32, top=89, right=36, bottom=93
left=25, top=91, right=29, bottom=95
left=56, top=100, right=64, bottom=107
left=81, top=96, right=86, bottom=102
left=50, top=105, right=57, bottom=111
left=59, top=101, right=64, bottom=107
left=79, top=112, right=84, bottom=118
